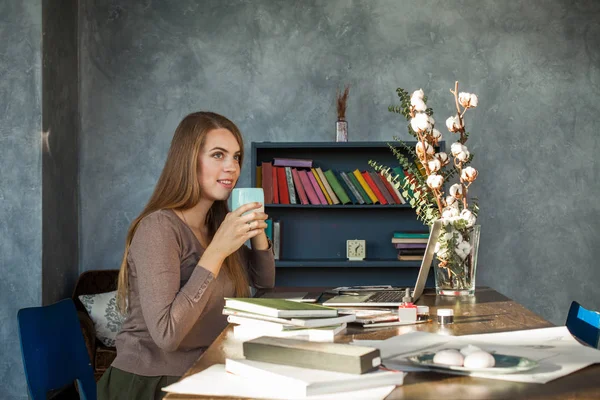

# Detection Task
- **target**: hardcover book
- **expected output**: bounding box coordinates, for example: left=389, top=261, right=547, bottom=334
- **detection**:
left=311, top=168, right=333, bottom=204
left=261, top=161, right=274, bottom=204
left=347, top=171, right=373, bottom=204
left=272, top=165, right=279, bottom=203
left=231, top=323, right=347, bottom=342
left=273, top=157, right=313, bottom=168
left=352, top=169, right=378, bottom=204
left=276, top=167, right=290, bottom=204
left=242, top=336, right=382, bottom=374
left=339, top=171, right=363, bottom=204
left=223, top=308, right=357, bottom=328
left=225, top=358, right=404, bottom=397
left=315, top=167, right=340, bottom=204
left=284, top=166, right=297, bottom=204
left=369, top=171, right=395, bottom=205
left=323, top=170, right=351, bottom=204
left=290, top=168, right=309, bottom=205
left=297, top=169, right=321, bottom=205
left=362, top=171, right=387, bottom=205
left=224, top=298, right=338, bottom=318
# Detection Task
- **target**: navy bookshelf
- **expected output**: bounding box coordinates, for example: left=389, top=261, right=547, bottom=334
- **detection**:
left=251, top=141, right=445, bottom=287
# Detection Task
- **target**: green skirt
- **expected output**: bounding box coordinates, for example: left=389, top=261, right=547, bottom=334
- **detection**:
left=97, top=366, right=180, bottom=400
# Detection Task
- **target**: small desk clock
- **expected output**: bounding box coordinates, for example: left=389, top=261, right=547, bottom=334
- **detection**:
left=346, top=239, right=366, bottom=261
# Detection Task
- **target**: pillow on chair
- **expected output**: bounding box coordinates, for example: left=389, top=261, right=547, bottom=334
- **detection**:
left=78, top=290, right=125, bottom=347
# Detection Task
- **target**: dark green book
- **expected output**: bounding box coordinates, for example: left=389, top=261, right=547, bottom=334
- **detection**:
left=224, top=298, right=338, bottom=318
left=323, top=170, right=351, bottom=204
left=243, top=336, right=381, bottom=374
left=347, top=171, right=373, bottom=204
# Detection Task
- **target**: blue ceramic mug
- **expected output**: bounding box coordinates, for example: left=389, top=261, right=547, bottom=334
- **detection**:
left=231, top=188, right=264, bottom=216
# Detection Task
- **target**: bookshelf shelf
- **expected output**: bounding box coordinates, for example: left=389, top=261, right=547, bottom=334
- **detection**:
left=251, top=141, right=445, bottom=287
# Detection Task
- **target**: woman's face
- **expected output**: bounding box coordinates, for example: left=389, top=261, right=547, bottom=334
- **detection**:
left=198, top=128, right=241, bottom=202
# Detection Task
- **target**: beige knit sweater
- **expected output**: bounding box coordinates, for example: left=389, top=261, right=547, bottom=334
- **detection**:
left=111, top=209, right=275, bottom=376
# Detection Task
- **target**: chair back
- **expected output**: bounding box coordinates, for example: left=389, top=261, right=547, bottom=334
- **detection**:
left=566, top=301, right=600, bottom=348
left=17, top=299, right=96, bottom=400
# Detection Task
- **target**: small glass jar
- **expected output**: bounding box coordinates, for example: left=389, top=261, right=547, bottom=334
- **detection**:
left=416, top=305, right=430, bottom=321
left=437, top=308, right=454, bottom=324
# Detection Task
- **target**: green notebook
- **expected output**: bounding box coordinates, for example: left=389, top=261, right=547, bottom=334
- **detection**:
left=224, top=298, right=338, bottom=318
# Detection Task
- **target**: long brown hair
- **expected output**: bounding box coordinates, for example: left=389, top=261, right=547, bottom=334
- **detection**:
left=116, top=111, right=250, bottom=313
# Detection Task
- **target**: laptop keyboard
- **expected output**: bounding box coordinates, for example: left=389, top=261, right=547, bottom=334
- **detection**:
left=365, top=291, right=405, bottom=303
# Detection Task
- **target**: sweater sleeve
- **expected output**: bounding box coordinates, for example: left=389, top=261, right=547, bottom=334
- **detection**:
left=240, top=242, right=276, bottom=289
left=129, top=212, right=216, bottom=352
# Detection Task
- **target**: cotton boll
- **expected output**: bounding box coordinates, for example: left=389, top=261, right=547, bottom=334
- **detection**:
left=463, top=351, right=495, bottom=368
left=460, top=345, right=482, bottom=356
left=433, top=349, right=464, bottom=366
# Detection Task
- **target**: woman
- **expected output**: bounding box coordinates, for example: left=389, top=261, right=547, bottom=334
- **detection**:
left=98, top=112, right=275, bottom=399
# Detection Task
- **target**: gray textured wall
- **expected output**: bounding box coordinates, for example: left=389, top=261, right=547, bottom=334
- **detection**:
left=42, top=0, right=79, bottom=306
left=0, top=1, right=42, bottom=398
left=80, top=0, right=600, bottom=327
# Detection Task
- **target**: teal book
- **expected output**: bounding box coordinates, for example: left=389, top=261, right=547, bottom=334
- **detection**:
left=265, top=219, right=273, bottom=241
left=392, top=232, right=429, bottom=239
left=224, top=298, right=338, bottom=318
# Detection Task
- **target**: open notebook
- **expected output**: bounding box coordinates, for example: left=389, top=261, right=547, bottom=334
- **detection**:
left=323, top=220, right=443, bottom=307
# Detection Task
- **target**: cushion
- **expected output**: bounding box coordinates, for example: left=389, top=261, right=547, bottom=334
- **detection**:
left=78, top=290, right=125, bottom=347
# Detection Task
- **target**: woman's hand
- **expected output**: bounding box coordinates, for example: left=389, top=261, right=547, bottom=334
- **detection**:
left=200, top=202, right=268, bottom=274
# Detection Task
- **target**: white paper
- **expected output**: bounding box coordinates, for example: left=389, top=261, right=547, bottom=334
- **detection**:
left=353, top=326, right=600, bottom=383
left=162, top=364, right=396, bottom=400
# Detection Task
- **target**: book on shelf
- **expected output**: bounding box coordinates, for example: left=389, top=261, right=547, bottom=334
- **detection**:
left=224, top=298, right=338, bottom=318
left=352, top=169, right=378, bottom=204
left=256, top=165, right=262, bottom=189
left=339, top=171, right=364, bottom=204
left=306, top=169, right=327, bottom=204
left=272, top=164, right=279, bottom=203
left=391, top=237, right=428, bottom=244
left=291, top=168, right=309, bottom=205
left=392, top=232, right=429, bottom=239
left=242, top=336, right=382, bottom=374
left=284, top=167, right=297, bottom=204
left=333, top=170, right=358, bottom=204
left=224, top=358, right=404, bottom=397
left=298, top=169, right=321, bottom=205
left=231, top=323, right=347, bottom=342
left=273, top=157, right=313, bottom=168
left=369, top=172, right=395, bottom=205
left=273, top=220, right=281, bottom=260
left=223, top=308, right=357, bottom=328
left=265, top=219, right=273, bottom=241
left=311, top=168, right=333, bottom=204
left=378, top=172, right=405, bottom=204
left=323, top=170, right=351, bottom=204
left=276, top=167, right=290, bottom=204
left=261, top=162, right=273, bottom=204
left=394, top=242, right=427, bottom=249
left=362, top=171, right=387, bottom=205
left=347, top=171, right=373, bottom=204
left=397, top=254, right=425, bottom=261
left=315, top=167, right=340, bottom=204
left=397, top=248, right=426, bottom=256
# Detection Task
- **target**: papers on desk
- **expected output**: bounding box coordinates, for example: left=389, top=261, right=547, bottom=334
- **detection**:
left=162, top=363, right=398, bottom=400
left=352, top=326, right=600, bottom=383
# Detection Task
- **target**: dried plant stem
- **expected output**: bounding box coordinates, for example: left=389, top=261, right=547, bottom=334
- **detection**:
left=450, top=81, right=469, bottom=211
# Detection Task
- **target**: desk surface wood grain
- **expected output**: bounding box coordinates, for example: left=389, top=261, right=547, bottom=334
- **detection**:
left=164, top=287, right=600, bottom=400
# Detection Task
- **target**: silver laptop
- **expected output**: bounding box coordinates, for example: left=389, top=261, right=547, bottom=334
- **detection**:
left=323, top=220, right=443, bottom=307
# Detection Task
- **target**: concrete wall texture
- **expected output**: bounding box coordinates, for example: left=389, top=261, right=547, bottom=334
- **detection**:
left=2, top=0, right=600, bottom=397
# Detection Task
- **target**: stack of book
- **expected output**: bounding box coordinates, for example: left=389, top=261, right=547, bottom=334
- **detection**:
left=223, top=298, right=356, bottom=342
left=391, top=232, right=429, bottom=261
left=258, top=157, right=407, bottom=206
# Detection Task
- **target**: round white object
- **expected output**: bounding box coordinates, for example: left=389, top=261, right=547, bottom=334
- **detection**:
left=459, top=344, right=482, bottom=356
left=433, top=349, right=464, bottom=366
left=463, top=351, right=496, bottom=368
left=437, top=309, right=454, bottom=317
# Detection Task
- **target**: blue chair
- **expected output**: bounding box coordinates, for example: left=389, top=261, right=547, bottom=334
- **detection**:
left=17, top=298, right=96, bottom=400
left=566, top=301, right=600, bottom=348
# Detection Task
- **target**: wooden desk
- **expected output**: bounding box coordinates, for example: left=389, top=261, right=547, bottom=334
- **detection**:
left=165, top=287, right=600, bottom=400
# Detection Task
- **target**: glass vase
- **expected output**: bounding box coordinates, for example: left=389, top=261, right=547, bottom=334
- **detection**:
left=336, top=120, right=348, bottom=142
left=433, top=223, right=480, bottom=296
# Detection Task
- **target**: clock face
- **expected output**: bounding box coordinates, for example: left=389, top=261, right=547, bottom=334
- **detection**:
left=347, top=240, right=366, bottom=260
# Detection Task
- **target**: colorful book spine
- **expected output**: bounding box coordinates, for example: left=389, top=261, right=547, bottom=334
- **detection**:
left=291, top=168, right=309, bottom=205
left=307, top=170, right=327, bottom=205
left=339, top=171, right=363, bottom=204
left=265, top=219, right=273, bottom=241
left=315, top=167, right=339, bottom=205
left=298, top=170, right=321, bottom=205
left=261, top=162, right=274, bottom=204
left=352, top=169, right=378, bottom=204
left=284, top=167, right=297, bottom=204
left=256, top=166, right=262, bottom=188
left=273, top=158, right=313, bottom=168
left=369, top=172, right=394, bottom=205
left=362, top=171, right=387, bottom=205
left=394, top=243, right=428, bottom=249
left=277, top=167, right=290, bottom=204
left=273, top=220, right=281, bottom=260
left=272, top=164, right=279, bottom=204
left=393, top=232, right=429, bottom=239
left=311, top=168, right=333, bottom=205
left=334, top=170, right=358, bottom=204
left=347, top=172, right=372, bottom=204
left=323, top=170, right=351, bottom=205
left=378, top=172, right=403, bottom=204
